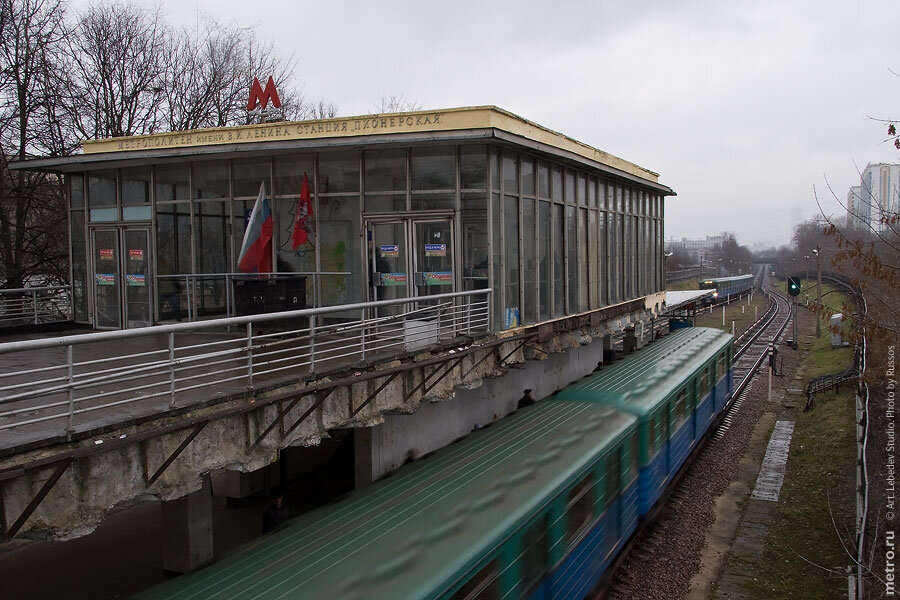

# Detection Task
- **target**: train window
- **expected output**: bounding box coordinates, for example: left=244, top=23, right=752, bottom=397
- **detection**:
left=629, top=433, right=639, bottom=478
left=605, top=451, right=620, bottom=507
left=717, top=355, right=726, bottom=380
left=520, top=516, right=549, bottom=592
left=674, top=390, right=687, bottom=428
left=699, top=369, right=709, bottom=398
left=566, top=474, right=596, bottom=544
left=451, top=559, right=499, bottom=600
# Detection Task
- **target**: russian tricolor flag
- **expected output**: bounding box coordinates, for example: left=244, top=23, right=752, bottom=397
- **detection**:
left=237, top=182, right=273, bottom=273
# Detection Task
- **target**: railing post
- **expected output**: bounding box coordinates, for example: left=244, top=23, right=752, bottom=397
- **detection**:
left=65, top=345, right=75, bottom=437
left=32, top=290, right=38, bottom=324
left=185, top=275, right=192, bottom=321
left=246, top=322, right=254, bottom=390
left=168, top=332, right=177, bottom=408
left=309, top=315, right=316, bottom=373
left=360, top=308, right=367, bottom=362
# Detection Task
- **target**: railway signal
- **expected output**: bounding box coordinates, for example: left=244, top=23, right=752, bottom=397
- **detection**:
left=787, top=277, right=801, bottom=296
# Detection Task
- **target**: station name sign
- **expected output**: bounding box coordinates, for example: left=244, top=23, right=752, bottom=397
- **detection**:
left=99, top=113, right=446, bottom=153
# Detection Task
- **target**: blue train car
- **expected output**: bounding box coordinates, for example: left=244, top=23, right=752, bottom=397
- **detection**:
left=134, top=328, right=734, bottom=600
left=699, top=274, right=754, bottom=302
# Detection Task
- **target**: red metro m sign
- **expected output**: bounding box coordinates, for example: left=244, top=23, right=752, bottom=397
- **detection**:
left=247, top=76, right=282, bottom=111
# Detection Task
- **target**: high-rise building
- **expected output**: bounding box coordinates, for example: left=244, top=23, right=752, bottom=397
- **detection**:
left=850, top=164, right=900, bottom=231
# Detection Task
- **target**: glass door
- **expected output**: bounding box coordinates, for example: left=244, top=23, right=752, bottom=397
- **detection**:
left=367, top=220, right=410, bottom=313
left=90, top=227, right=153, bottom=329
left=91, top=229, right=122, bottom=329
left=412, top=219, right=454, bottom=298
left=123, top=229, right=151, bottom=327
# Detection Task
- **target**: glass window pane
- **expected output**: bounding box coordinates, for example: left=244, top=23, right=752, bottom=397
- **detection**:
left=521, top=157, right=534, bottom=196
left=71, top=211, right=87, bottom=321
left=589, top=210, right=598, bottom=309
left=89, top=208, right=118, bottom=222
left=566, top=206, right=577, bottom=313
left=523, top=198, right=535, bottom=323
left=599, top=181, right=607, bottom=210
left=588, top=177, right=596, bottom=207
left=122, top=206, right=151, bottom=220
left=538, top=163, right=550, bottom=199
left=553, top=203, right=564, bottom=317
left=502, top=152, right=517, bottom=194
left=318, top=150, right=360, bottom=194
left=521, top=516, right=548, bottom=593
left=579, top=209, right=588, bottom=311
left=504, top=195, right=519, bottom=328
left=155, top=163, right=189, bottom=202
left=551, top=167, right=562, bottom=201
left=274, top=154, right=314, bottom=197
left=460, top=145, right=486, bottom=190
left=319, top=193, right=361, bottom=305
left=156, top=203, right=191, bottom=320
left=194, top=201, right=229, bottom=316
left=565, top=171, right=575, bottom=205
left=411, top=192, right=454, bottom=211
left=232, top=158, right=270, bottom=198
left=462, top=193, right=488, bottom=293
left=365, top=148, right=406, bottom=192
left=490, top=148, right=499, bottom=191
left=193, top=160, right=230, bottom=199
left=70, top=175, right=84, bottom=208
left=122, top=167, right=150, bottom=206
left=539, top=201, right=550, bottom=321
left=411, top=147, right=454, bottom=190
left=577, top=174, right=586, bottom=206
left=365, top=194, right=406, bottom=213
left=492, top=193, right=502, bottom=326
left=88, top=170, right=117, bottom=207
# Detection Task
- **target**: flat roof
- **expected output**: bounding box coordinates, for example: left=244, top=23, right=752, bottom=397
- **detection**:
left=11, top=106, right=674, bottom=193
left=665, top=290, right=715, bottom=310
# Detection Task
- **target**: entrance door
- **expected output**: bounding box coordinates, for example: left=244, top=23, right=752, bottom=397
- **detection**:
left=366, top=217, right=455, bottom=305
left=91, top=228, right=152, bottom=329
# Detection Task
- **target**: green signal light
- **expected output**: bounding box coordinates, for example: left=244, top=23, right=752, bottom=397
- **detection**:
left=788, top=277, right=801, bottom=297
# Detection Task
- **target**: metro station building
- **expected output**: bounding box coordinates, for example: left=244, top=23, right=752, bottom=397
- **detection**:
left=18, top=105, right=672, bottom=332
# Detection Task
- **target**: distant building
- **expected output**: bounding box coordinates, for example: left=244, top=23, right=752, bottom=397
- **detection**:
left=849, top=164, right=900, bottom=231
left=667, top=234, right=725, bottom=265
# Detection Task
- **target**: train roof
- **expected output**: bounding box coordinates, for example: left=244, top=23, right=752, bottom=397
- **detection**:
left=559, top=327, right=732, bottom=418
left=700, top=274, right=754, bottom=284
left=135, top=399, right=636, bottom=600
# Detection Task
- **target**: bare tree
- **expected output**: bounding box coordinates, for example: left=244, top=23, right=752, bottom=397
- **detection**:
left=65, top=2, right=168, bottom=139
left=0, top=0, right=69, bottom=288
left=374, top=93, right=422, bottom=114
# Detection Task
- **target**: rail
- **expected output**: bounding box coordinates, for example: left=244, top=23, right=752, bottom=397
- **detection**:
left=0, top=285, right=71, bottom=327
left=732, top=288, right=792, bottom=399
left=0, top=289, right=491, bottom=439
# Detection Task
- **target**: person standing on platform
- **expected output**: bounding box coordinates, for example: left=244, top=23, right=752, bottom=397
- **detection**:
left=262, top=488, right=290, bottom=534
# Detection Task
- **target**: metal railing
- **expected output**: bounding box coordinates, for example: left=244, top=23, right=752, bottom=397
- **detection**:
left=0, top=285, right=71, bottom=327
left=0, top=289, right=491, bottom=439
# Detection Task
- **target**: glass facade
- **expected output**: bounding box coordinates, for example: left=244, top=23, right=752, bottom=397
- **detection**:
left=69, top=141, right=665, bottom=329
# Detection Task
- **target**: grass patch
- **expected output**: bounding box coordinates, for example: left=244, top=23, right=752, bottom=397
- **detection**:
left=741, top=303, right=857, bottom=599
left=743, top=387, right=857, bottom=599
left=694, top=294, right=768, bottom=336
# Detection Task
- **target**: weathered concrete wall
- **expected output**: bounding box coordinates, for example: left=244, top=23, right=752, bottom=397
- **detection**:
left=0, top=299, right=663, bottom=542
left=355, top=335, right=610, bottom=484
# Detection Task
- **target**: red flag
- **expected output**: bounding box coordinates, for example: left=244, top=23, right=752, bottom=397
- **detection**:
left=292, top=172, right=313, bottom=250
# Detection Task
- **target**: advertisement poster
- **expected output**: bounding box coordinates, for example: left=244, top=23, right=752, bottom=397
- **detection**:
left=424, top=243, right=446, bottom=257
left=423, top=271, right=453, bottom=286
left=129, top=249, right=144, bottom=260
left=96, top=274, right=115, bottom=286
left=505, top=307, right=520, bottom=329
left=99, top=249, right=114, bottom=259
left=379, top=245, right=399, bottom=258
left=382, top=272, right=408, bottom=286
left=126, top=274, right=146, bottom=287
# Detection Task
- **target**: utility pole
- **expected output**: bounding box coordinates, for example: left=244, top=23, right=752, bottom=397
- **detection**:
left=815, top=245, right=822, bottom=338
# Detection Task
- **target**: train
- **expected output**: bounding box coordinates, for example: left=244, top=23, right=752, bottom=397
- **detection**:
left=135, top=327, right=734, bottom=600
left=699, top=274, right=754, bottom=303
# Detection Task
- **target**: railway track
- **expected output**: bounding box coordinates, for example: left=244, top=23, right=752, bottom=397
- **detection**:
left=604, top=281, right=793, bottom=599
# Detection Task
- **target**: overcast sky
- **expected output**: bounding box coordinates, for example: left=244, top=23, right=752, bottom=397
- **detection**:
left=71, top=0, right=900, bottom=249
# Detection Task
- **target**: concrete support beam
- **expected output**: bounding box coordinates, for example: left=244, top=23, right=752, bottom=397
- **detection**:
left=161, top=474, right=213, bottom=574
